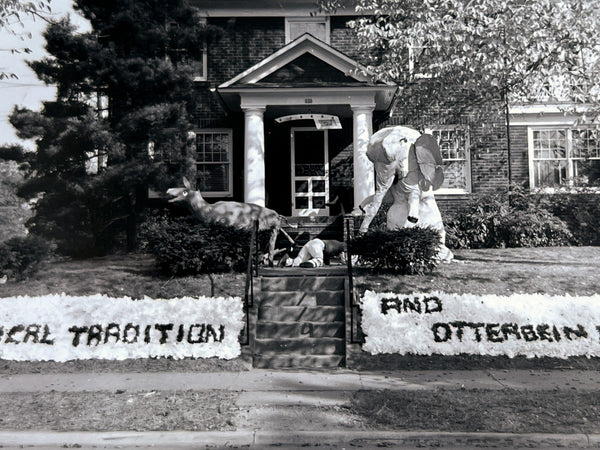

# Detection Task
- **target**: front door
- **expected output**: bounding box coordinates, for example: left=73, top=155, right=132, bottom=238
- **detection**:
left=291, top=128, right=330, bottom=216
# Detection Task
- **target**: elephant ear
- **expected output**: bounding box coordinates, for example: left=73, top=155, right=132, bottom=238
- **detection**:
left=414, top=134, right=444, bottom=191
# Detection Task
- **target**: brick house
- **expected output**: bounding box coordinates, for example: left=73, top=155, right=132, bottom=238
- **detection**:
left=181, top=0, right=599, bottom=224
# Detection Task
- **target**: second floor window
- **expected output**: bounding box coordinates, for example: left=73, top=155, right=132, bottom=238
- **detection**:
left=427, top=126, right=471, bottom=194
left=168, top=18, right=207, bottom=82
left=529, top=127, right=600, bottom=189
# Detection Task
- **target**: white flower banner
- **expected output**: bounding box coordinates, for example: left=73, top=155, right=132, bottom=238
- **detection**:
left=361, top=291, right=600, bottom=358
left=0, top=294, right=244, bottom=361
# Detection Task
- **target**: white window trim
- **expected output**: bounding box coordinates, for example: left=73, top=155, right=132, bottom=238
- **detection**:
left=425, top=125, right=472, bottom=195
left=193, top=50, right=208, bottom=82
left=285, top=16, right=330, bottom=44
left=195, top=129, right=233, bottom=197
left=527, top=125, right=600, bottom=190
left=193, top=17, right=208, bottom=82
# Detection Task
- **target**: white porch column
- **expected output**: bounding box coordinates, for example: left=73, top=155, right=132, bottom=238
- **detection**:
left=351, top=106, right=375, bottom=212
left=243, top=107, right=266, bottom=206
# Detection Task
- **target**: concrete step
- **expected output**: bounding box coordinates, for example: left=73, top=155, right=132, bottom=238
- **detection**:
left=256, top=321, right=345, bottom=339
left=258, top=305, right=344, bottom=322
left=260, top=291, right=344, bottom=307
left=254, top=337, right=345, bottom=356
left=260, top=276, right=345, bottom=292
left=253, top=354, right=345, bottom=369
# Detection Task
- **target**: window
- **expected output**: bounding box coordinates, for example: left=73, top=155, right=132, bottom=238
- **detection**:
left=529, top=127, right=600, bottom=189
left=167, top=18, right=207, bottom=82
left=408, top=44, right=432, bottom=79
left=195, top=130, right=233, bottom=197
left=427, top=126, right=471, bottom=193
left=285, top=17, right=329, bottom=43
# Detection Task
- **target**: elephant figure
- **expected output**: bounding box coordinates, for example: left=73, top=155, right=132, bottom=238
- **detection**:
left=358, top=126, right=453, bottom=262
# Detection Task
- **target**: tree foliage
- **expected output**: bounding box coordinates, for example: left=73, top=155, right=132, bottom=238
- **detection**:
left=0, top=0, right=52, bottom=79
left=11, top=0, right=218, bottom=256
left=322, top=0, right=600, bottom=121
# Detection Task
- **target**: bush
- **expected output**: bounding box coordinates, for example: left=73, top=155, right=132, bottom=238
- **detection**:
left=0, top=144, right=25, bottom=162
left=142, top=215, right=268, bottom=276
left=494, top=208, right=574, bottom=248
left=350, top=228, right=440, bottom=275
left=539, top=193, right=600, bottom=246
left=444, top=188, right=574, bottom=249
left=0, top=235, right=53, bottom=281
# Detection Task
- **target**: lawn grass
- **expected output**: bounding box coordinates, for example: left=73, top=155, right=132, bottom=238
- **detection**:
left=351, top=388, right=600, bottom=434
left=355, top=246, right=600, bottom=296
left=1, top=247, right=596, bottom=300
left=0, top=253, right=246, bottom=300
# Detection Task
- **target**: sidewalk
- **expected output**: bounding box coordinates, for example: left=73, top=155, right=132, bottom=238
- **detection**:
left=2, top=368, right=600, bottom=393
left=1, top=369, right=600, bottom=448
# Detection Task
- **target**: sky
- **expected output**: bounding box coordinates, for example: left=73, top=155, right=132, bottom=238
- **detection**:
left=0, top=0, right=90, bottom=149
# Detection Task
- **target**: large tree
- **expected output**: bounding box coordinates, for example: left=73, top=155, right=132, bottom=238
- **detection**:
left=322, top=0, right=600, bottom=121
left=11, top=0, right=217, bottom=255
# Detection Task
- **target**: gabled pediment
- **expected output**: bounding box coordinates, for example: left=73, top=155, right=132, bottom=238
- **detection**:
left=219, top=33, right=390, bottom=88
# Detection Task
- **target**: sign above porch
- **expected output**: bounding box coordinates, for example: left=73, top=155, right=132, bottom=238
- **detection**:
left=275, top=114, right=342, bottom=129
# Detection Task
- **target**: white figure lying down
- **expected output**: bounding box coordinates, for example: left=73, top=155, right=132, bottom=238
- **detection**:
left=282, top=239, right=347, bottom=268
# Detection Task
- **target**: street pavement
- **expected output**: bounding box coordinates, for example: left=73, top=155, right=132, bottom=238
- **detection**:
left=1, top=369, right=600, bottom=449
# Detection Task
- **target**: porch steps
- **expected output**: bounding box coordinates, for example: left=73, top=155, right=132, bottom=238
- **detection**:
left=254, top=273, right=346, bottom=369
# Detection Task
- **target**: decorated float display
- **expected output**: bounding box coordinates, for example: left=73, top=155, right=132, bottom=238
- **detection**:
left=360, top=291, right=600, bottom=359
left=0, top=294, right=243, bottom=361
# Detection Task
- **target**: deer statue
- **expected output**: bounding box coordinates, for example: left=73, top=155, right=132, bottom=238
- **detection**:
left=166, top=177, right=295, bottom=265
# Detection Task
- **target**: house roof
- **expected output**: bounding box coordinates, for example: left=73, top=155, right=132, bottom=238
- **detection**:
left=217, top=33, right=397, bottom=114
left=191, top=0, right=359, bottom=17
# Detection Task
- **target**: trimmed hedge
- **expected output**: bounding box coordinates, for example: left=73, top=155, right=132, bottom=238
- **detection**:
left=351, top=228, right=441, bottom=275
left=143, top=215, right=269, bottom=276
left=0, top=235, right=52, bottom=281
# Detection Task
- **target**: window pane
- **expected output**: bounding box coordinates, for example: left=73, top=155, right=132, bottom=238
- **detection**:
left=295, top=180, right=309, bottom=193
left=197, top=164, right=229, bottom=192
left=574, top=159, right=600, bottom=186
left=313, top=196, right=326, bottom=209
left=295, top=196, right=309, bottom=209
left=312, top=180, right=326, bottom=193
left=533, top=160, right=567, bottom=187
left=442, top=161, right=467, bottom=190
left=532, top=130, right=566, bottom=159
left=296, top=164, right=325, bottom=176
left=197, top=132, right=230, bottom=163
left=573, top=129, right=600, bottom=159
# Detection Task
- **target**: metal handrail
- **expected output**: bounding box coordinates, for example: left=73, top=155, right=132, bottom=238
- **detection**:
left=344, top=215, right=364, bottom=344
left=242, top=219, right=259, bottom=346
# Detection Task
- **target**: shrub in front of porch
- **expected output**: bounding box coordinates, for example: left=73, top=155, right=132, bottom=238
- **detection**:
left=143, top=215, right=267, bottom=276
left=350, top=228, right=440, bottom=275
